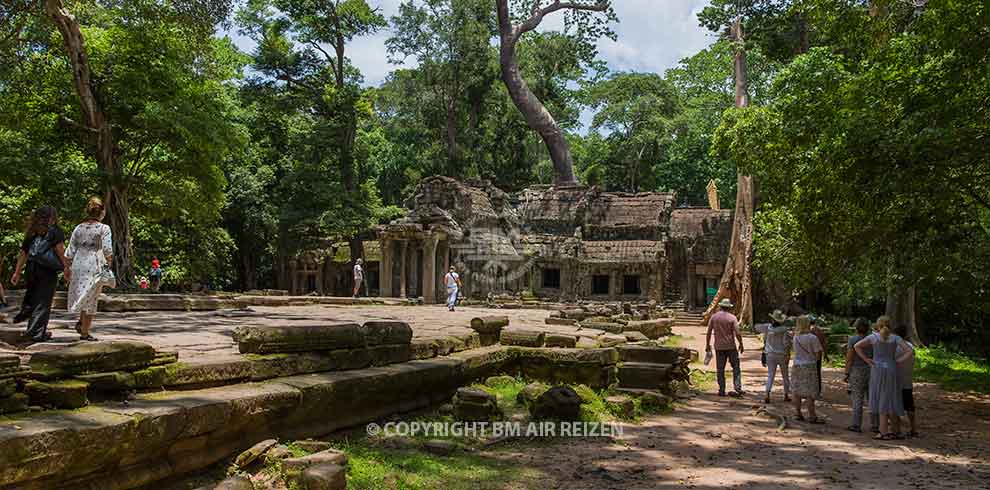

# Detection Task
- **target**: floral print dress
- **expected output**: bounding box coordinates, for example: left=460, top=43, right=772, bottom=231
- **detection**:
left=65, top=222, right=113, bottom=314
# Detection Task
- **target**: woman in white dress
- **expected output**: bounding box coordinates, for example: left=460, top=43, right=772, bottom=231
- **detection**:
left=64, top=197, right=113, bottom=341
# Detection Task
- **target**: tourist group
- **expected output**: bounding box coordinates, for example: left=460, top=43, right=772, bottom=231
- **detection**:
left=707, top=299, right=917, bottom=441
left=2, top=200, right=158, bottom=343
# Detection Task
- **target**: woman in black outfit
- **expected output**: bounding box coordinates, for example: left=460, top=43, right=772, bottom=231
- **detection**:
left=9, top=206, right=70, bottom=342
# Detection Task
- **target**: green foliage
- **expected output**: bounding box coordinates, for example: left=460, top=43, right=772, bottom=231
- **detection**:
left=915, top=346, right=990, bottom=394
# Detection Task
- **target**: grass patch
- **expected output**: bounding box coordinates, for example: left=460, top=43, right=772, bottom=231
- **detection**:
left=333, top=439, right=548, bottom=490
left=915, top=345, right=990, bottom=393
left=690, top=369, right=716, bottom=392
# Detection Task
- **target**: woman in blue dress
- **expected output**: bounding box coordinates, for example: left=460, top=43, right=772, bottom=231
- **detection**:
left=853, top=316, right=913, bottom=440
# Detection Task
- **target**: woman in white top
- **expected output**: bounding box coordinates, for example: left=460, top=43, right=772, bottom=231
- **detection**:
left=64, top=197, right=114, bottom=341
left=790, top=315, right=824, bottom=423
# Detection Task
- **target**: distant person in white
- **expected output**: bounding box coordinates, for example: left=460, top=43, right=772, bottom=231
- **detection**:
left=444, top=266, right=461, bottom=311
left=352, top=258, right=363, bottom=298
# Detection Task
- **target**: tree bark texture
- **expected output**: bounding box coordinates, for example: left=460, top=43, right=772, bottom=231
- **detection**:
left=45, top=0, right=135, bottom=285
left=886, top=284, right=923, bottom=345
left=496, top=0, right=599, bottom=186
left=703, top=16, right=754, bottom=326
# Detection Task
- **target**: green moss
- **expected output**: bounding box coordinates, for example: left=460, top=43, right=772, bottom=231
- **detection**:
left=662, top=335, right=691, bottom=347
left=690, top=369, right=716, bottom=392
left=915, top=346, right=990, bottom=393
left=332, top=439, right=549, bottom=490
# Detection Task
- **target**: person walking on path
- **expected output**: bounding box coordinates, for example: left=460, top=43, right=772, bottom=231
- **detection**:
left=352, top=258, right=363, bottom=299
left=894, top=324, right=918, bottom=437
left=854, top=316, right=914, bottom=440
left=755, top=310, right=792, bottom=403
left=64, top=197, right=114, bottom=342
left=791, top=315, right=825, bottom=423
left=444, top=266, right=461, bottom=312
left=149, top=256, right=162, bottom=291
left=844, top=318, right=875, bottom=433
left=9, top=205, right=70, bottom=342
left=706, top=298, right=745, bottom=397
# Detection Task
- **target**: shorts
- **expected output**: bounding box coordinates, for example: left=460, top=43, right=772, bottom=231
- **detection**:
left=902, top=388, right=915, bottom=412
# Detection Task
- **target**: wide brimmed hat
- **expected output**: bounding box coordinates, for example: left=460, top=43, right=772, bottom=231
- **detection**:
left=770, top=310, right=787, bottom=323
left=718, top=298, right=734, bottom=308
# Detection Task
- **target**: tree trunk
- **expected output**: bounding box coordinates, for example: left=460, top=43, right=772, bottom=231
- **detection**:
left=886, top=284, right=923, bottom=345
left=496, top=0, right=577, bottom=186
left=45, top=0, right=134, bottom=286
left=703, top=16, right=755, bottom=326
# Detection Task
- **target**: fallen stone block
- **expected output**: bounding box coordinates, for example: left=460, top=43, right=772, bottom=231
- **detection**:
left=455, top=332, right=481, bottom=351
left=0, top=378, right=15, bottom=398
left=559, top=308, right=591, bottom=320
left=530, top=385, right=582, bottom=421
left=29, top=340, right=156, bottom=378
left=605, top=395, right=635, bottom=418
left=545, top=317, right=578, bottom=326
left=580, top=322, right=623, bottom=334
left=623, top=319, right=674, bottom=340
left=0, top=365, right=31, bottom=381
left=598, top=333, right=627, bottom=347
left=368, top=344, right=412, bottom=366
left=0, top=393, right=28, bottom=415
left=282, top=449, right=348, bottom=473
left=234, top=438, right=278, bottom=469
left=516, top=382, right=549, bottom=406
left=544, top=333, right=577, bottom=348
left=470, top=316, right=509, bottom=334
left=233, top=323, right=366, bottom=354
left=296, top=463, right=347, bottom=490
left=623, top=331, right=650, bottom=342
left=453, top=387, right=499, bottom=421
left=574, top=328, right=605, bottom=339
left=616, top=345, right=688, bottom=365
left=294, top=440, right=333, bottom=453
left=618, top=362, right=674, bottom=390
left=23, top=380, right=89, bottom=409
left=499, top=329, right=545, bottom=347
left=361, top=321, right=413, bottom=346
left=410, top=338, right=438, bottom=359
left=150, top=351, right=179, bottom=366
left=75, top=371, right=136, bottom=391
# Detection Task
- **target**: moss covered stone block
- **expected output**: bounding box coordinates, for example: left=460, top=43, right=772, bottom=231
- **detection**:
left=0, top=393, right=28, bottom=414
left=24, top=380, right=89, bottom=409
left=29, top=341, right=156, bottom=378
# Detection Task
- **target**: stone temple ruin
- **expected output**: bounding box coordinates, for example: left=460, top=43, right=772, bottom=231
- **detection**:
left=288, top=177, right=733, bottom=310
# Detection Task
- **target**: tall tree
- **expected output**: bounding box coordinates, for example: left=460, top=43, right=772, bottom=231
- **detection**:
left=237, top=0, right=386, bottom=264
left=703, top=16, right=756, bottom=326
left=40, top=0, right=239, bottom=285
left=495, top=0, right=616, bottom=185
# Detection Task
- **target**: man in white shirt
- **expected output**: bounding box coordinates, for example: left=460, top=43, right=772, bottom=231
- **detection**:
left=444, top=266, right=461, bottom=311
left=352, top=258, right=363, bottom=298
left=755, top=310, right=793, bottom=404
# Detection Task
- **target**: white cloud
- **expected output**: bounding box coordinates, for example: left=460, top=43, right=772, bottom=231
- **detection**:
left=227, top=0, right=717, bottom=86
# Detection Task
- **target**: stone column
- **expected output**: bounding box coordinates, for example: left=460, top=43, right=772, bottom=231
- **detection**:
left=686, top=264, right=695, bottom=308
left=289, top=259, right=298, bottom=295
left=380, top=239, right=392, bottom=297
left=422, top=235, right=438, bottom=304
left=438, top=240, right=449, bottom=301
left=399, top=240, right=408, bottom=299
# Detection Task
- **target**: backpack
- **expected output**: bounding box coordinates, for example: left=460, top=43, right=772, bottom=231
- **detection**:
left=27, top=232, right=63, bottom=271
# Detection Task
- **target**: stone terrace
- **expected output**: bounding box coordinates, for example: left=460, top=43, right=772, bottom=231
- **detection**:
left=0, top=305, right=555, bottom=363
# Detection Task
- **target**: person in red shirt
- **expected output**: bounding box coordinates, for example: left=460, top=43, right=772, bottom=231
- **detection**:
left=706, top=298, right=745, bottom=397
left=149, top=256, right=162, bottom=291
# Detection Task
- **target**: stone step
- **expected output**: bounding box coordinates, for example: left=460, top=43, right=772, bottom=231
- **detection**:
left=617, top=362, right=674, bottom=390
left=616, top=345, right=687, bottom=365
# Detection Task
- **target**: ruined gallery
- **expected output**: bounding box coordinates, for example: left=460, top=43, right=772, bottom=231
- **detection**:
left=287, top=177, right=732, bottom=309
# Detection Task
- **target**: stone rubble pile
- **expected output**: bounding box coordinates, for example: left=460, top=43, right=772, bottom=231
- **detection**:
left=0, top=355, right=30, bottom=415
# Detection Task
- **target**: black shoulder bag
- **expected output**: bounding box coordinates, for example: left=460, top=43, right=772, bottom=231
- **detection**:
left=27, top=231, right=63, bottom=271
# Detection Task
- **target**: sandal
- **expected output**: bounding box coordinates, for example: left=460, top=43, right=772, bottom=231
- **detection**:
left=80, top=335, right=98, bottom=342
left=808, top=417, right=826, bottom=425
left=874, top=433, right=897, bottom=440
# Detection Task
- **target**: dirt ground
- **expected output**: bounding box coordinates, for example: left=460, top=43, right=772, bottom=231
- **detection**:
left=482, top=323, right=990, bottom=490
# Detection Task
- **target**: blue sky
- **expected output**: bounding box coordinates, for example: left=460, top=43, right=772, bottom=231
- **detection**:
left=226, top=0, right=718, bottom=87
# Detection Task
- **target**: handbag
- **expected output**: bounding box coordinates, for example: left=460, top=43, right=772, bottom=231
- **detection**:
left=27, top=233, right=63, bottom=271
left=99, top=263, right=117, bottom=289
left=761, top=352, right=767, bottom=367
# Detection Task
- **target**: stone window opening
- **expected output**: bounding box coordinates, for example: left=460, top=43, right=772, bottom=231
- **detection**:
left=623, top=275, right=641, bottom=295
left=591, top=274, right=610, bottom=295
left=542, top=268, right=561, bottom=289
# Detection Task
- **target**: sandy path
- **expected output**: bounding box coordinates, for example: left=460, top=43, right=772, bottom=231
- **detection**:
left=485, top=323, right=990, bottom=490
